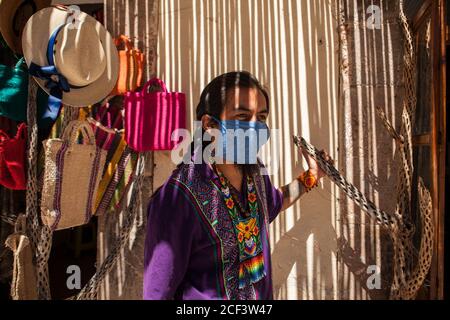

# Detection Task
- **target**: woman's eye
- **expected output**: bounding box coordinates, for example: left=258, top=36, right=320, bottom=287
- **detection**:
left=258, top=116, right=267, bottom=122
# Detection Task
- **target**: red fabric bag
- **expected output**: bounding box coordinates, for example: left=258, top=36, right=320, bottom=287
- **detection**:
left=124, top=78, right=186, bottom=151
left=0, top=123, right=27, bottom=190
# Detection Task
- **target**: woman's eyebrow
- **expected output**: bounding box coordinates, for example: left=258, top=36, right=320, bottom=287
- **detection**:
left=234, top=104, right=252, bottom=112
left=234, top=104, right=268, bottom=113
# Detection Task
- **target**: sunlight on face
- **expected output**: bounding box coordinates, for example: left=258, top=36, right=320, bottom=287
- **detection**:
left=221, top=87, right=269, bottom=123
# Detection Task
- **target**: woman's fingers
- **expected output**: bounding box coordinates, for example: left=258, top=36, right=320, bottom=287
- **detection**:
left=301, top=146, right=334, bottom=168
left=319, top=149, right=334, bottom=166
left=300, top=145, right=312, bottom=165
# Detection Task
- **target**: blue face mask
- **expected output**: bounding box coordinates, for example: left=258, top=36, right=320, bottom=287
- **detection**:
left=211, top=116, right=270, bottom=164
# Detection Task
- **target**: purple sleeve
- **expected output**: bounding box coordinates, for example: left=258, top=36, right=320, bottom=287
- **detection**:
left=143, top=181, right=198, bottom=300
left=262, top=174, right=283, bottom=223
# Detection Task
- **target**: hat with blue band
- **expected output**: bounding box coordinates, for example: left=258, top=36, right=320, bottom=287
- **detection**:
left=21, top=6, right=119, bottom=107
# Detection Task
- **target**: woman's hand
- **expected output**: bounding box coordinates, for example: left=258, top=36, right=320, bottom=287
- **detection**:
left=279, top=145, right=334, bottom=212
left=299, top=146, right=334, bottom=181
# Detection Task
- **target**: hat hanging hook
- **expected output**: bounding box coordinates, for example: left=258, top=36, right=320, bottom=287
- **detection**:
left=52, top=4, right=78, bottom=24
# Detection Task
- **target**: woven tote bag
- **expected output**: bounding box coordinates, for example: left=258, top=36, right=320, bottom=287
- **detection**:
left=110, top=35, right=145, bottom=96
left=40, top=120, right=107, bottom=231
left=124, top=78, right=186, bottom=151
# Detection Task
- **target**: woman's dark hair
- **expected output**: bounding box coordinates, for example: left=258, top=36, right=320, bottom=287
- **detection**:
left=185, top=71, right=270, bottom=163
left=196, top=71, right=270, bottom=121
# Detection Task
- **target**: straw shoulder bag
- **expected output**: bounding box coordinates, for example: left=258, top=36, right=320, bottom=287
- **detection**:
left=40, top=120, right=107, bottom=231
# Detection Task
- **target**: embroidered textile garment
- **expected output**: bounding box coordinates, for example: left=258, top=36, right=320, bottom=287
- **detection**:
left=211, top=164, right=266, bottom=289
left=143, top=154, right=284, bottom=300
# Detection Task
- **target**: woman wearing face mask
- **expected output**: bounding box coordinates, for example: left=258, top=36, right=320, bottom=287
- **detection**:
left=143, top=71, right=333, bottom=300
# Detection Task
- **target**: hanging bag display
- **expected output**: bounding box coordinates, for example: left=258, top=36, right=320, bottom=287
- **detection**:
left=95, top=97, right=124, bottom=131
left=111, top=35, right=145, bottom=96
left=89, top=101, right=137, bottom=215
left=40, top=120, right=107, bottom=231
left=124, top=78, right=186, bottom=151
left=87, top=116, right=137, bottom=216
left=0, top=122, right=27, bottom=190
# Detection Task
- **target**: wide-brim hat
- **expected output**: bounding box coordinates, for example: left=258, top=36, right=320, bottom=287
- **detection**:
left=21, top=6, right=119, bottom=107
left=0, top=0, right=51, bottom=54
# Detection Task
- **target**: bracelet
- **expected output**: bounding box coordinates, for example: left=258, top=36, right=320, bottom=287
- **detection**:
left=297, top=170, right=318, bottom=192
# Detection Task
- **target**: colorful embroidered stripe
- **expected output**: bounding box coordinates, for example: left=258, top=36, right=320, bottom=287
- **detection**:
left=169, top=179, right=228, bottom=299
left=93, top=136, right=127, bottom=213
left=99, top=147, right=130, bottom=215
left=85, top=147, right=102, bottom=223
left=110, top=149, right=137, bottom=211
left=212, top=165, right=266, bottom=290
left=238, top=252, right=265, bottom=289
left=51, top=141, right=68, bottom=230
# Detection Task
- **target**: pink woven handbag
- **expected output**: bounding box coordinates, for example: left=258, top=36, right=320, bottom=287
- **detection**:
left=124, top=78, right=186, bottom=151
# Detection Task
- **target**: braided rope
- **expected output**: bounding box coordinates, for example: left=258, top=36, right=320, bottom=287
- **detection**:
left=308, top=0, right=434, bottom=299
left=70, top=152, right=147, bottom=300
left=387, top=0, right=416, bottom=299
left=389, top=0, right=434, bottom=300
left=396, top=178, right=434, bottom=299
left=25, top=78, right=52, bottom=299
left=294, top=136, right=401, bottom=229
left=376, top=107, right=405, bottom=145
left=294, top=132, right=433, bottom=300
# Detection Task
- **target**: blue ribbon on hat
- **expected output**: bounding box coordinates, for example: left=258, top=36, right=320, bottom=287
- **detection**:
left=28, top=24, right=69, bottom=123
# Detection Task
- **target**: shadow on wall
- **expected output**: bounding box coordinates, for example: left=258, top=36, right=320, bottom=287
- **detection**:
left=157, top=0, right=341, bottom=300
left=104, top=0, right=403, bottom=300
left=337, top=0, right=403, bottom=299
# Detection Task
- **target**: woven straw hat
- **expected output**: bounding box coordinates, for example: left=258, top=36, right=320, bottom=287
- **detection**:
left=0, top=0, right=51, bottom=53
left=21, top=6, right=119, bottom=107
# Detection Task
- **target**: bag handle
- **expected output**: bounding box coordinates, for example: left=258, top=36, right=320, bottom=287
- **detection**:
left=0, top=123, right=26, bottom=142
left=87, top=117, right=124, bottom=135
left=62, top=120, right=96, bottom=146
left=114, top=35, right=133, bottom=51
left=14, top=123, right=27, bottom=140
left=141, top=78, right=168, bottom=95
